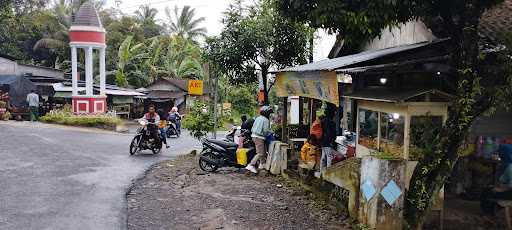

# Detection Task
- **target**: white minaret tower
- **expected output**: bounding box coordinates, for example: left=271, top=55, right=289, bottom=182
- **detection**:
left=69, top=1, right=107, bottom=114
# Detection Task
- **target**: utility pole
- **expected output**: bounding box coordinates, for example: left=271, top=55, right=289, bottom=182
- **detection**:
left=212, top=65, right=219, bottom=139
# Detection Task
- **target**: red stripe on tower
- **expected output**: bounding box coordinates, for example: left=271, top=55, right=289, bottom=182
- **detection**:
left=69, top=31, right=105, bottom=44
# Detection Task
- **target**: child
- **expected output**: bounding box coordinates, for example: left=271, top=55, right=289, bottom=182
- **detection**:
left=300, top=135, right=320, bottom=170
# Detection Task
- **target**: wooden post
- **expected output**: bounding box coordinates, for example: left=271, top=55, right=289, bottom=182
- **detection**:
left=298, top=97, right=304, bottom=125
left=282, top=97, right=288, bottom=143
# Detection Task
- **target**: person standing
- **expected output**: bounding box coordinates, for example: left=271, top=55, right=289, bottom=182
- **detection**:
left=26, top=90, right=39, bottom=122
left=320, top=104, right=337, bottom=172
left=245, top=106, right=273, bottom=174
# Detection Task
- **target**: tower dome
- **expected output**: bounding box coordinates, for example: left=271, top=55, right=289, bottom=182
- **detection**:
left=69, top=1, right=105, bottom=45
left=72, top=1, right=103, bottom=28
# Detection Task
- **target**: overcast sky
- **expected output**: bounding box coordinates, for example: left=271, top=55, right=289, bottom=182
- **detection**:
left=105, top=0, right=335, bottom=61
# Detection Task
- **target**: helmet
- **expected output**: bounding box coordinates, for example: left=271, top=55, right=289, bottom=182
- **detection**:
left=171, top=107, right=178, bottom=112
left=260, top=106, right=273, bottom=116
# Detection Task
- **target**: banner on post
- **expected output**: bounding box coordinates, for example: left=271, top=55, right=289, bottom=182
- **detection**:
left=188, top=80, right=203, bottom=96
left=274, top=71, right=339, bottom=106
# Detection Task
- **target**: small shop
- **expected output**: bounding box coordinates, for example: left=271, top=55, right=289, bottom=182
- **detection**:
left=270, top=39, right=455, bottom=229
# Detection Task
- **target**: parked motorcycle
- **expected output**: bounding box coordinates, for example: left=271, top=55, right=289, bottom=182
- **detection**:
left=130, top=120, right=163, bottom=155
left=224, top=126, right=240, bottom=142
left=198, top=130, right=256, bottom=172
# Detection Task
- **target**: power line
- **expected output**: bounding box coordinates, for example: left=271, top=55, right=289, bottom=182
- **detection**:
left=120, top=0, right=175, bottom=10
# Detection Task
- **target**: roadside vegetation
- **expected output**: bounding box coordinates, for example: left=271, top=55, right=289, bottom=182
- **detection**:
left=41, top=105, right=122, bottom=130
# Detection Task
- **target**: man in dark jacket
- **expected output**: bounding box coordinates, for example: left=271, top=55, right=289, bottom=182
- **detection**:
left=320, top=104, right=337, bottom=172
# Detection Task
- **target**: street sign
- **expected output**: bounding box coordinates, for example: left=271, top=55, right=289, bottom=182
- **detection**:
left=188, top=80, right=203, bottom=96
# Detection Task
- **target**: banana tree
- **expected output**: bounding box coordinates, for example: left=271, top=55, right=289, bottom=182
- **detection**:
left=115, top=36, right=145, bottom=87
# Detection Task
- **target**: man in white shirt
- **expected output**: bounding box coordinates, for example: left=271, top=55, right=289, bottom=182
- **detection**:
left=26, top=90, right=39, bottom=121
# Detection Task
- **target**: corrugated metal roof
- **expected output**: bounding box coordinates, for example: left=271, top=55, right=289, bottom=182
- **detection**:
left=52, top=83, right=144, bottom=96
left=336, top=55, right=449, bottom=74
left=278, top=39, right=447, bottom=72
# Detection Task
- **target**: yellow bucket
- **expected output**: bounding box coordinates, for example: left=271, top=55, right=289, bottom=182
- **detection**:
left=236, top=148, right=249, bottom=166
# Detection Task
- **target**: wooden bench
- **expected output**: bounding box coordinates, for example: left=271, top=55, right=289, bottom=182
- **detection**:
left=498, top=200, right=512, bottom=230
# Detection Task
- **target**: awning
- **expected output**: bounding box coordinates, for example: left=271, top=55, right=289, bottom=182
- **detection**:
left=104, top=89, right=144, bottom=96
left=343, top=88, right=454, bottom=103
left=53, top=91, right=72, bottom=98
left=274, top=71, right=339, bottom=106
left=276, top=39, right=448, bottom=73
left=113, top=96, right=134, bottom=104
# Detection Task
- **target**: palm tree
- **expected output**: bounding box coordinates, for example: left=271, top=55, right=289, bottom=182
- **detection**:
left=135, top=4, right=158, bottom=24
left=165, top=5, right=207, bottom=41
left=135, top=4, right=162, bottom=38
left=33, top=0, right=73, bottom=68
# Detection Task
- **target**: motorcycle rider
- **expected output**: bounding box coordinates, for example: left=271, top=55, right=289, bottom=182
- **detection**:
left=140, top=105, right=161, bottom=144
left=168, top=106, right=182, bottom=133
left=245, top=106, right=273, bottom=174
left=157, top=109, right=170, bottom=148
left=241, top=114, right=255, bottom=131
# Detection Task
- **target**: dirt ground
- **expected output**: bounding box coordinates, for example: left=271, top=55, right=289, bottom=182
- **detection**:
left=126, top=153, right=350, bottom=230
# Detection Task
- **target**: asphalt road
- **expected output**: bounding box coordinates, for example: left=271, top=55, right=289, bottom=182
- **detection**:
left=0, top=121, right=198, bottom=230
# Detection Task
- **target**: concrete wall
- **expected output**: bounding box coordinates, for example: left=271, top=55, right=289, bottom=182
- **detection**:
left=363, top=20, right=436, bottom=51
left=359, top=156, right=406, bottom=230
left=0, top=57, right=17, bottom=75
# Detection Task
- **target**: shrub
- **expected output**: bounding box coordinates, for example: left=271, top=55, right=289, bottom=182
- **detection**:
left=182, top=101, right=214, bottom=140
left=40, top=106, right=123, bottom=129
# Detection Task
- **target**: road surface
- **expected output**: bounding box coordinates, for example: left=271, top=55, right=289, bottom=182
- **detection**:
left=0, top=121, right=198, bottom=230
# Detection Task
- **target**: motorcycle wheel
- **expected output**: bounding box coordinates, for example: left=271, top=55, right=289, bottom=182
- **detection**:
left=199, top=150, right=218, bottom=172
left=166, top=128, right=171, bottom=138
left=130, top=136, right=140, bottom=155
left=152, top=142, right=162, bottom=154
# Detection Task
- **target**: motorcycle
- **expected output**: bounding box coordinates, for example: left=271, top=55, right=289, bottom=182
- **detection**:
left=129, top=119, right=163, bottom=155
left=166, top=119, right=181, bottom=138
left=198, top=129, right=256, bottom=172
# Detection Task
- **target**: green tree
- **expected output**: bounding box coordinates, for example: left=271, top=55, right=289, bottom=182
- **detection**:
left=159, top=36, right=204, bottom=79
left=164, top=5, right=207, bottom=42
left=104, top=15, right=145, bottom=80
left=32, top=0, right=72, bottom=68
left=227, top=84, right=258, bottom=117
left=182, top=101, right=214, bottom=140
left=134, top=4, right=162, bottom=38
left=205, top=0, right=312, bottom=105
left=276, top=0, right=512, bottom=228
left=115, top=36, right=145, bottom=87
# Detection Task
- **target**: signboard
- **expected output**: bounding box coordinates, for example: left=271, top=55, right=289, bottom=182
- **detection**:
left=274, top=71, right=339, bottom=106
left=188, top=80, right=203, bottom=96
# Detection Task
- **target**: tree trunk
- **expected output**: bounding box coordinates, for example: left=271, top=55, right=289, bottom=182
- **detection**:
left=404, top=2, right=484, bottom=229
left=262, top=67, right=269, bottom=105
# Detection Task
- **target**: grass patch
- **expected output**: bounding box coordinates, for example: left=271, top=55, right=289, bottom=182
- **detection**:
left=41, top=105, right=123, bottom=130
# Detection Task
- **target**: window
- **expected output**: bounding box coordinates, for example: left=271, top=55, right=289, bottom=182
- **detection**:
left=409, top=116, right=443, bottom=160
left=380, top=113, right=405, bottom=156
left=358, top=109, right=378, bottom=149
